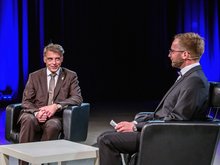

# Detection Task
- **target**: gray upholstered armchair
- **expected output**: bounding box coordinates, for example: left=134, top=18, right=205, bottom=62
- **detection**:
left=126, top=81, right=220, bottom=165
left=5, top=103, right=90, bottom=143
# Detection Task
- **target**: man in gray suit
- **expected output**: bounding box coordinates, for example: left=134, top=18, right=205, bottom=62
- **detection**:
left=97, top=32, right=210, bottom=165
left=18, top=43, right=83, bottom=165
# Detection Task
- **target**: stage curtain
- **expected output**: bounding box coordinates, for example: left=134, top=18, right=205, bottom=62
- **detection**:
left=177, top=0, right=220, bottom=81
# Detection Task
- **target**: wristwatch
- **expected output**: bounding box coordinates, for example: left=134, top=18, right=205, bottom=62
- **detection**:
left=56, top=104, right=62, bottom=110
left=132, top=125, right=137, bottom=132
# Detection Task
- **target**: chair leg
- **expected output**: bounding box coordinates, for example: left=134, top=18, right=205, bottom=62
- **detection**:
left=126, top=153, right=138, bottom=165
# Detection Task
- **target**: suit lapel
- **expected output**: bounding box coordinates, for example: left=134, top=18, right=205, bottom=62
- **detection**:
left=53, top=68, right=65, bottom=101
left=154, top=80, right=181, bottom=111
left=154, top=65, right=202, bottom=112
left=40, top=68, right=48, bottom=100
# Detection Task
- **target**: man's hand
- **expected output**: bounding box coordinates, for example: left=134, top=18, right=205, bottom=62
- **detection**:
left=36, top=110, right=47, bottom=123
left=39, top=104, right=58, bottom=118
left=115, top=121, right=135, bottom=132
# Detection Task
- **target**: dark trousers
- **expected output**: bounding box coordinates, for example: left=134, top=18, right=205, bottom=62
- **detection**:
left=97, top=130, right=141, bottom=165
left=19, top=113, right=62, bottom=165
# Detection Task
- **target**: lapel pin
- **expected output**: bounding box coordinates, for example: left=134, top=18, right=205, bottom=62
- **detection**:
left=62, top=77, right=64, bottom=80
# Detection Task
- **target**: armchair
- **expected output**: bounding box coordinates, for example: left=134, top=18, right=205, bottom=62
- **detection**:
left=126, top=81, right=220, bottom=165
left=5, top=103, right=90, bottom=143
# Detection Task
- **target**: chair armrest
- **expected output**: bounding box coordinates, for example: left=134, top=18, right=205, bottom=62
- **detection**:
left=5, top=103, right=22, bottom=143
left=63, top=103, right=90, bottom=142
left=137, top=121, right=220, bottom=165
left=134, top=112, right=154, bottom=120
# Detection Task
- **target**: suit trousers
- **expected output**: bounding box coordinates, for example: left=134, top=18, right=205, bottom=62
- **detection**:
left=97, top=130, right=141, bottom=165
left=19, top=113, right=62, bottom=165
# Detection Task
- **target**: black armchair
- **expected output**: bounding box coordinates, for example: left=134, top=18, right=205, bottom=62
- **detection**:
left=126, top=81, right=220, bottom=165
left=5, top=103, right=90, bottom=143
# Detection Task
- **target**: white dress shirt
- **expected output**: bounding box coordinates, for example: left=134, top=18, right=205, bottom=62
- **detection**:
left=176, top=63, right=200, bottom=82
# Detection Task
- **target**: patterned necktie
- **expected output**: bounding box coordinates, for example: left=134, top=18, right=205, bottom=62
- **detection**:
left=48, top=73, right=56, bottom=105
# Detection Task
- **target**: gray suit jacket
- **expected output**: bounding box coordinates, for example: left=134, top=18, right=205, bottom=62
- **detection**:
left=135, top=65, right=210, bottom=131
left=19, top=67, right=83, bottom=118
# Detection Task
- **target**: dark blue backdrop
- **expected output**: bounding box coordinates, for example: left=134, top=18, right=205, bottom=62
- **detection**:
left=0, top=0, right=219, bottom=103
left=177, top=0, right=220, bottom=81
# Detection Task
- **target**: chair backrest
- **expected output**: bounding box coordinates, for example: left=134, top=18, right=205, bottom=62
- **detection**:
left=207, top=81, right=220, bottom=120
left=137, top=121, right=220, bottom=165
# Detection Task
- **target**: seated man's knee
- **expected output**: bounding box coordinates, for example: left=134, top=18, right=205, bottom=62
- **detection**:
left=98, top=133, right=113, bottom=147
left=45, top=119, right=62, bottom=132
left=20, top=113, right=37, bottom=125
left=97, top=134, right=103, bottom=143
left=42, top=119, right=62, bottom=140
left=97, top=130, right=116, bottom=143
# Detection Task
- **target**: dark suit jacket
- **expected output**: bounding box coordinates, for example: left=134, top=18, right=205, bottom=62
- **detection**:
left=135, top=65, right=210, bottom=131
left=19, top=67, right=83, bottom=121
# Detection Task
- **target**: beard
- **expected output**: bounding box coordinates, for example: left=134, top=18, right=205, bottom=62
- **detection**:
left=171, top=58, right=184, bottom=68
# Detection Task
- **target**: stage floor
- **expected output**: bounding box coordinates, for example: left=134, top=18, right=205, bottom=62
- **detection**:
left=1, top=101, right=220, bottom=164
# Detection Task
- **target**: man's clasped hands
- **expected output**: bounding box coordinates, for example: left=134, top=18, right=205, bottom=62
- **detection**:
left=36, top=104, right=58, bottom=123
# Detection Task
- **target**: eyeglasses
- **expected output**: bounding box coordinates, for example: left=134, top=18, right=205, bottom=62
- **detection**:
left=169, top=50, right=191, bottom=55
left=169, top=50, right=185, bottom=55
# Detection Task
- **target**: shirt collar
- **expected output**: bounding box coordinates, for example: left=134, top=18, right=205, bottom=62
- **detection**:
left=180, top=63, right=200, bottom=76
left=46, top=67, right=61, bottom=76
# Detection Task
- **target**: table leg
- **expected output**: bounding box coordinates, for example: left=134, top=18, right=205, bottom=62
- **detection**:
left=94, top=150, right=99, bottom=165
left=0, top=153, right=9, bottom=165
left=94, top=157, right=99, bottom=165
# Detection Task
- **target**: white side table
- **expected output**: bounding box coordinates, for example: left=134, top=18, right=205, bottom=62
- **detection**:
left=0, top=140, right=99, bottom=165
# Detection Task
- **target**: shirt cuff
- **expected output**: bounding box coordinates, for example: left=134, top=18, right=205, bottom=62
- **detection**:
left=34, top=112, right=38, bottom=117
left=133, top=120, right=138, bottom=124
